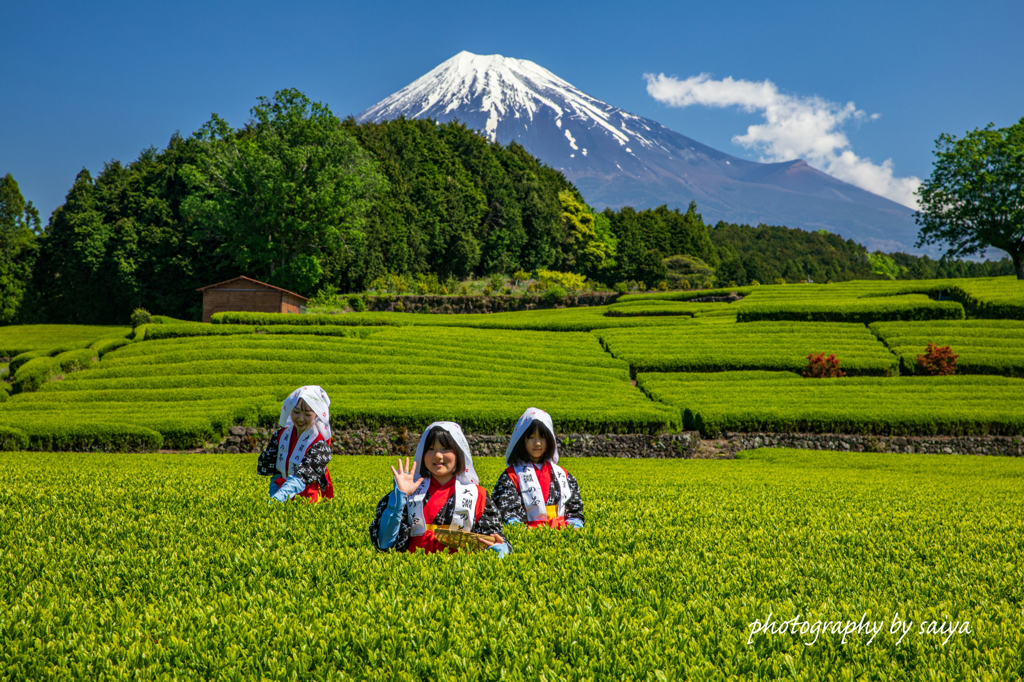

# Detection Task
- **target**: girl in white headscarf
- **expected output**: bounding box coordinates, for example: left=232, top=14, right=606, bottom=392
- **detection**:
left=370, top=421, right=511, bottom=556
left=491, top=407, right=585, bottom=529
left=256, top=385, right=334, bottom=503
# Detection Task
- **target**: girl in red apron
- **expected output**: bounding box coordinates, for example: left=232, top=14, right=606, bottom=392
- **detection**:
left=491, top=407, right=585, bottom=529
left=256, top=385, right=334, bottom=503
left=370, top=421, right=510, bottom=557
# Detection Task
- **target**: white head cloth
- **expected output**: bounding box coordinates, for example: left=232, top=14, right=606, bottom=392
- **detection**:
left=413, top=421, right=478, bottom=485
left=279, top=385, right=332, bottom=441
left=505, top=407, right=559, bottom=466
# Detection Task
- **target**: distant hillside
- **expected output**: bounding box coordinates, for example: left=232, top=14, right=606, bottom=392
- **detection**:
left=359, top=51, right=923, bottom=253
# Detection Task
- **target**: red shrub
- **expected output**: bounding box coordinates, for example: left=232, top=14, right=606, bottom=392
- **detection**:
left=803, top=352, right=846, bottom=378
left=917, top=343, right=959, bottom=375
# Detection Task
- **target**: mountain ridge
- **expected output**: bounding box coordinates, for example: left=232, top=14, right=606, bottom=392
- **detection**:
left=359, top=51, right=924, bottom=253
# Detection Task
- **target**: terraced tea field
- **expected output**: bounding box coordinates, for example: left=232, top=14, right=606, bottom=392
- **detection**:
left=871, top=320, right=1024, bottom=376
left=1, top=275, right=1022, bottom=452
left=639, top=371, right=1024, bottom=436
left=1, top=327, right=677, bottom=449
left=597, top=321, right=898, bottom=375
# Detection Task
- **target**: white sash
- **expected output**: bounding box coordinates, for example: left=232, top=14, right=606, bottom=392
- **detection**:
left=276, top=426, right=319, bottom=477
left=515, top=462, right=571, bottom=522
left=407, top=479, right=479, bottom=537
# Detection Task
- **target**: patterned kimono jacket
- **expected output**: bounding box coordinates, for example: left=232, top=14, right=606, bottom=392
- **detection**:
left=256, top=427, right=334, bottom=502
left=491, top=460, right=585, bottom=528
left=369, top=477, right=507, bottom=554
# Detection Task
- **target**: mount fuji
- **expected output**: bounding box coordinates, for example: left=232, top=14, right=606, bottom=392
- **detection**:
left=359, top=51, right=922, bottom=253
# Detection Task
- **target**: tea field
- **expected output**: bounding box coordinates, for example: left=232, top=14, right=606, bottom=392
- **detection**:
left=1, top=449, right=1021, bottom=681
left=1, top=275, right=1023, bottom=450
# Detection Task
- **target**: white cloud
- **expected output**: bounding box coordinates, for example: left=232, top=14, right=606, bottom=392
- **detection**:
left=644, top=72, right=920, bottom=208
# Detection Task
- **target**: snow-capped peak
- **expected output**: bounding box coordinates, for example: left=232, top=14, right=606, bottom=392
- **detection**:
left=359, top=51, right=631, bottom=145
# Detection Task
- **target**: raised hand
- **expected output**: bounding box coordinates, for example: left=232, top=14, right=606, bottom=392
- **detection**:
left=391, top=457, right=424, bottom=495
left=477, top=533, right=504, bottom=548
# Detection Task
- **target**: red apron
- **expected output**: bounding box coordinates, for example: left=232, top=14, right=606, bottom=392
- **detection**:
left=506, top=462, right=568, bottom=529
left=274, top=428, right=334, bottom=503
left=407, top=478, right=487, bottom=554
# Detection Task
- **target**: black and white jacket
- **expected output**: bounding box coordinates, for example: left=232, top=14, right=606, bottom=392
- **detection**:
left=256, top=428, right=332, bottom=490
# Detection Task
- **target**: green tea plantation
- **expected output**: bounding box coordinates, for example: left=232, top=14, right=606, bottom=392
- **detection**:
left=2, top=449, right=1022, bottom=681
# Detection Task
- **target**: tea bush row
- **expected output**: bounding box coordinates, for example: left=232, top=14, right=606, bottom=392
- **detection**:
left=137, top=323, right=382, bottom=341
left=871, top=320, right=1024, bottom=376
left=596, top=322, right=899, bottom=376
left=736, top=296, right=964, bottom=323
left=603, top=300, right=739, bottom=318
left=947, top=277, right=1024, bottom=319
left=0, top=324, right=130, bottom=356
left=620, top=276, right=1022, bottom=322
left=638, top=371, right=1024, bottom=436
left=212, top=307, right=703, bottom=332
left=0, top=328, right=678, bottom=449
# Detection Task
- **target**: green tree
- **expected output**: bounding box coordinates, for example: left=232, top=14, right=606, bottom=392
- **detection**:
left=182, top=89, right=387, bottom=295
left=868, top=252, right=904, bottom=280
left=0, top=173, right=39, bottom=323
left=916, top=117, right=1024, bottom=279
left=664, top=254, right=716, bottom=289
left=558, top=190, right=615, bottom=276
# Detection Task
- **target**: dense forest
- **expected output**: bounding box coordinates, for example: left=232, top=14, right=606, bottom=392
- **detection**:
left=0, top=89, right=1014, bottom=324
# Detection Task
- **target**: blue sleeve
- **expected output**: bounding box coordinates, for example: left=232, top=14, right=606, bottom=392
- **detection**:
left=270, top=475, right=306, bottom=502
left=487, top=542, right=511, bottom=558
left=568, top=518, right=584, bottom=529
left=377, top=485, right=408, bottom=550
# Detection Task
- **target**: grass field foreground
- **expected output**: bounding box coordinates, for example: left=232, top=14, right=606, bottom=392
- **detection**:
left=0, top=449, right=1021, bottom=680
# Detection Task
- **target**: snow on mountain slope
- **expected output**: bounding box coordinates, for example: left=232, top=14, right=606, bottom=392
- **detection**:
left=359, top=52, right=923, bottom=253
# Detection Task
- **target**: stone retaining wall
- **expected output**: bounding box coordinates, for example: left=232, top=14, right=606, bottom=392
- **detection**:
left=723, top=432, right=1024, bottom=457
left=213, top=427, right=706, bottom=459
left=212, top=427, right=1024, bottom=458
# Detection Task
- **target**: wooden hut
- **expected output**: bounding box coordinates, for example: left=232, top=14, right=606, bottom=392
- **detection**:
left=197, top=276, right=308, bottom=323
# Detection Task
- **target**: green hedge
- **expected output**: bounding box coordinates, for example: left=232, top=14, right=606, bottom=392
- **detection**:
left=0, top=425, right=28, bottom=450
left=737, top=297, right=965, bottom=323
left=948, top=278, right=1024, bottom=320
left=11, top=349, right=97, bottom=393
left=871, top=320, right=1024, bottom=377
left=0, top=325, right=678, bottom=448
left=596, top=322, right=899, bottom=376
left=9, top=350, right=48, bottom=375
left=639, top=372, right=1024, bottom=436
left=47, top=367, right=630, bottom=392
left=54, top=348, right=97, bottom=373
left=141, top=323, right=380, bottom=341
left=143, top=324, right=258, bottom=340
left=24, top=423, right=164, bottom=452
left=91, top=337, right=132, bottom=356
left=214, top=312, right=394, bottom=326
left=12, top=356, right=59, bottom=393
left=617, top=286, right=756, bottom=303
left=0, top=324, right=131, bottom=356
left=211, top=308, right=700, bottom=332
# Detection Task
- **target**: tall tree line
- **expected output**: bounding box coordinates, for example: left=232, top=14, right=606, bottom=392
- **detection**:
left=3, top=89, right=1015, bottom=324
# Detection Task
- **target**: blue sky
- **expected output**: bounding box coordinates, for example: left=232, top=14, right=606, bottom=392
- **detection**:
left=2, top=0, right=1022, bottom=221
